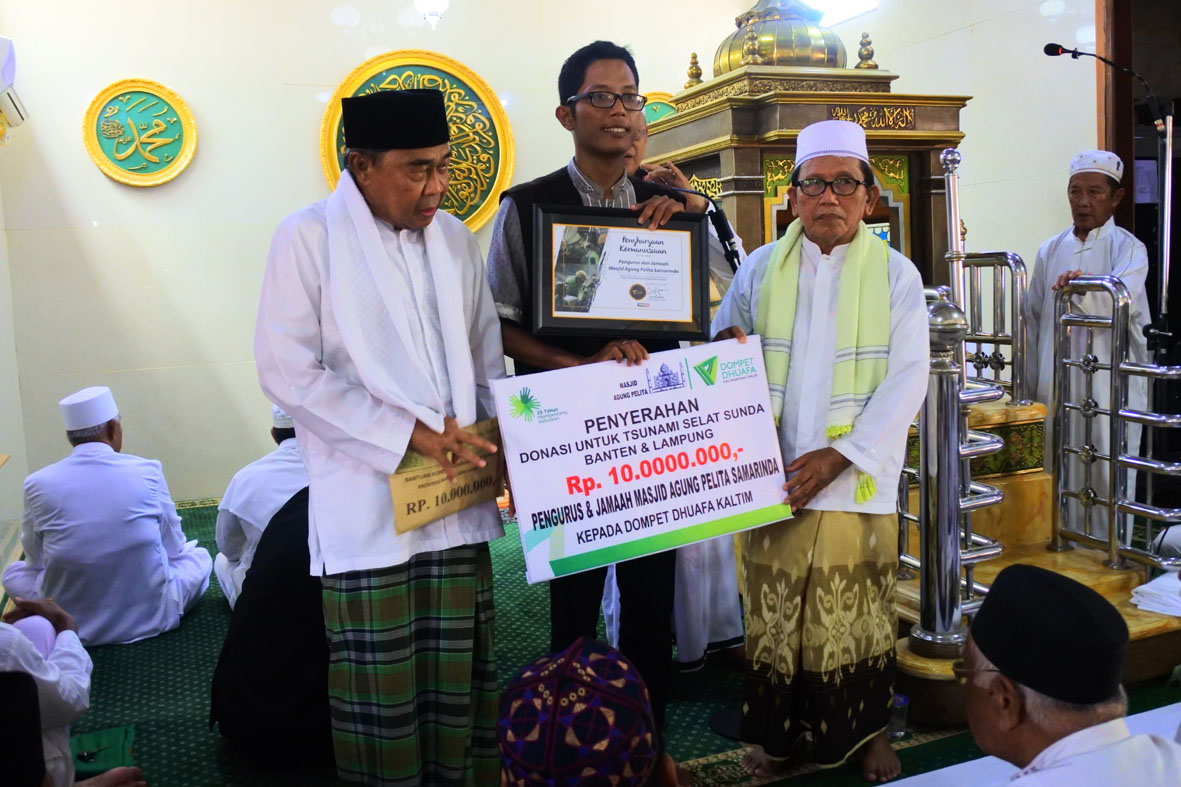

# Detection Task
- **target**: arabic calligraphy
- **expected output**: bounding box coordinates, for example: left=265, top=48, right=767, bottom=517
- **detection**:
left=96, top=90, right=183, bottom=174
left=828, top=105, right=916, bottom=130
left=335, top=67, right=501, bottom=221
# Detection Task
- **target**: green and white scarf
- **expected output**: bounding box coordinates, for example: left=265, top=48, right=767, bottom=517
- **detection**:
left=755, top=218, right=891, bottom=503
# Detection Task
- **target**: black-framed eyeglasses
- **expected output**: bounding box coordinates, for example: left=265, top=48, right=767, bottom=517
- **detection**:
left=566, top=91, right=647, bottom=111
left=950, top=659, right=1002, bottom=685
left=796, top=177, right=870, bottom=197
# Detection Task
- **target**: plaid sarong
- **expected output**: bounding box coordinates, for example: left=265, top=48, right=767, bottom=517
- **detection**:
left=322, top=543, right=499, bottom=786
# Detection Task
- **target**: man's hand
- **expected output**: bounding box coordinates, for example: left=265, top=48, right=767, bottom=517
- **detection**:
left=783, top=447, right=852, bottom=511
left=409, top=417, right=498, bottom=485
left=1051, top=269, right=1085, bottom=291
left=3, top=597, right=77, bottom=634
left=631, top=195, right=685, bottom=230
left=643, top=161, right=710, bottom=212
left=712, top=326, right=748, bottom=344
left=582, top=339, right=649, bottom=366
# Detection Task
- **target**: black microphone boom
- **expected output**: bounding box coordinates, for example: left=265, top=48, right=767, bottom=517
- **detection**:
left=1043, top=41, right=1160, bottom=127
left=1044, top=42, right=1066, bottom=56
left=659, top=182, right=743, bottom=273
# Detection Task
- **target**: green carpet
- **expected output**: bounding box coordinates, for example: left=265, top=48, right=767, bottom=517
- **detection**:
left=68, top=505, right=1181, bottom=785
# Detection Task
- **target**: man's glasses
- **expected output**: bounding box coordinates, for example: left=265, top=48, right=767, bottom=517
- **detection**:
left=796, top=177, right=870, bottom=197
left=566, top=91, right=647, bottom=111
left=950, top=659, right=1002, bottom=685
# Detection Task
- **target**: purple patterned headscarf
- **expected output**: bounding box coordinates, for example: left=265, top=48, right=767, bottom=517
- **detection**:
left=498, top=637, right=659, bottom=786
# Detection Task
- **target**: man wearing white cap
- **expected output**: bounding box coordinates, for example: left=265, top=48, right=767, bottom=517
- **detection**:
left=712, top=120, right=928, bottom=781
left=214, top=405, right=309, bottom=609
left=1024, top=151, right=1150, bottom=538
left=1, top=386, right=212, bottom=646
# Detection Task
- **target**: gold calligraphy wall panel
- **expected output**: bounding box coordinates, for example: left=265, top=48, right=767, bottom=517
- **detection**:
left=83, top=79, right=197, bottom=187
left=319, top=50, right=514, bottom=233
left=828, top=105, right=916, bottom=130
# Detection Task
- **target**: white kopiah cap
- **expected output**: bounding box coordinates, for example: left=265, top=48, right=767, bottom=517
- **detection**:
left=271, top=404, right=294, bottom=429
left=59, top=386, right=118, bottom=431
left=796, top=119, right=870, bottom=166
left=1070, top=150, right=1123, bottom=182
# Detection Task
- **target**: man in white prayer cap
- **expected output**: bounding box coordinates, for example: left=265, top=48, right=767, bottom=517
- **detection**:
left=213, top=404, right=309, bottom=609
left=1, top=386, right=212, bottom=646
left=712, top=119, right=929, bottom=781
left=255, top=89, right=505, bottom=785
left=1024, top=151, right=1150, bottom=539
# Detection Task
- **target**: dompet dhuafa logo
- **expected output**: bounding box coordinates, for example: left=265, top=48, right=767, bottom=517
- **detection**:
left=693, top=356, right=718, bottom=386
left=509, top=387, right=541, bottom=421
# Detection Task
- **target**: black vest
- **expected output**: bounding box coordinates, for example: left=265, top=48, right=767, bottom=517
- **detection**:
left=501, top=167, right=685, bottom=375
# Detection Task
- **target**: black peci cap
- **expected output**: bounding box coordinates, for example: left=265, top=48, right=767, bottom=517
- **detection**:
left=341, top=89, right=449, bottom=150
left=971, top=564, right=1129, bottom=704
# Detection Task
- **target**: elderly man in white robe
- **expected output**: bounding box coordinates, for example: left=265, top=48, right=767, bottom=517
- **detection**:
left=214, top=404, right=308, bottom=609
left=255, top=89, right=505, bottom=787
left=2, top=386, right=212, bottom=646
left=712, top=120, right=928, bottom=782
left=1024, top=151, right=1150, bottom=539
left=960, top=563, right=1181, bottom=785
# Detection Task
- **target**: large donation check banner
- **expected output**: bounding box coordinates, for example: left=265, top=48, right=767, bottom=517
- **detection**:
left=492, top=338, right=791, bottom=584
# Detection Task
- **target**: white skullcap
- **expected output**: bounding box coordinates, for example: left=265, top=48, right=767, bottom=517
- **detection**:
left=796, top=120, right=869, bottom=166
left=271, top=404, right=294, bottom=429
left=59, top=386, right=118, bottom=431
left=1070, top=150, right=1123, bottom=182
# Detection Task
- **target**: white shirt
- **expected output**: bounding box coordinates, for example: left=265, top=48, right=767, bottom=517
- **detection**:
left=711, top=235, right=929, bottom=514
left=1010, top=718, right=1181, bottom=785
left=0, top=622, right=92, bottom=787
left=1025, top=216, right=1151, bottom=408
left=216, top=438, right=309, bottom=603
left=5, top=443, right=198, bottom=645
left=255, top=202, right=505, bottom=575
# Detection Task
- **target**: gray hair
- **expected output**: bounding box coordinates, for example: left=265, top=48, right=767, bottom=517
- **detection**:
left=975, top=647, right=1127, bottom=729
left=66, top=416, right=119, bottom=446
left=344, top=147, right=385, bottom=176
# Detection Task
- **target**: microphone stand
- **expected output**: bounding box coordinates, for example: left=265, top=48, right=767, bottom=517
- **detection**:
left=659, top=183, right=743, bottom=272
left=1050, top=44, right=1175, bottom=528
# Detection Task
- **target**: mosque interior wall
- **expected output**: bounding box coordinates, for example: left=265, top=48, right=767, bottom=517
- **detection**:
left=0, top=0, right=1096, bottom=501
left=0, top=176, right=28, bottom=522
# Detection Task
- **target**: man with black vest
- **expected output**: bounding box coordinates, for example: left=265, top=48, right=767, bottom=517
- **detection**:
left=486, top=40, right=688, bottom=725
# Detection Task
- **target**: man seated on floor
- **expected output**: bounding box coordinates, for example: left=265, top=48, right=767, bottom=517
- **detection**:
left=498, top=637, right=688, bottom=786
left=209, top=487, right=332, bottom=768
left=1, top=597, right=92, bottom=787
left=214, top=404, right=308, bottom=609
left=960, top=563, right=1181, bottom=784
left=2, top=386, right=212, bottom=645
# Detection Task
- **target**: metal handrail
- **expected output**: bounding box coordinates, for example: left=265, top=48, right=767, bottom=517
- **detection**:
left=1049, top=275, right=1181, bottom=574
left=948, top=251, right=1032, bottom=405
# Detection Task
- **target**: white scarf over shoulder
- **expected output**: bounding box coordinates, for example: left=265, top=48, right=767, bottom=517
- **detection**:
left=326, top=170, right=477, bottom=430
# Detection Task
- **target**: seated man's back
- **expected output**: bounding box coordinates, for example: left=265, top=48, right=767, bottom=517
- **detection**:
left=2, top=386, right=212, bottom=645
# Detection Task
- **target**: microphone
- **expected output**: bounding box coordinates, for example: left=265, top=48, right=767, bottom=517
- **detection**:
left=1044, top=42, right=1165, bottom=131
left=659, top=183, right=743, bottom=272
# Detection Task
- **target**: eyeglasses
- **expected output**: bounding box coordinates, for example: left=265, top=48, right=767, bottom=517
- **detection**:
left=566, top=91, right=647, bottom=111
left=796, top=177, right=870, bottom=197
left=950, top=659, right=1002, bottom=685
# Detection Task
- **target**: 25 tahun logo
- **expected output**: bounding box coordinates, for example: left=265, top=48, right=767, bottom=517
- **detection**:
left=508, top=388, right=541, bottom=421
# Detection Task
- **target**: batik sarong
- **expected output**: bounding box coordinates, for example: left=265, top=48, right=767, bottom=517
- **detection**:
left=740, top=509, right=897, bottom=767
left=322, top=543, right=499, bottom=786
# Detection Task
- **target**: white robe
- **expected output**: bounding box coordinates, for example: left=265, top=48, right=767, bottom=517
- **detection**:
left=711, top=235, right=930, bottom=515
left=1008, top=717, right=1181, bottom=786
left=0, top=621, right=92, bottom=787
left=2, top=443, right=212, bottom=646
left=1025, top=218, right=1150, bottom=536
left=255, top=203, right=505, bottom=576
left=214, top=437, right=309, bottom=608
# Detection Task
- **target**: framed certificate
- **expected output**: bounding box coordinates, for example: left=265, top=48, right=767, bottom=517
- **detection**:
left=531, top=205, right=711, bottom=341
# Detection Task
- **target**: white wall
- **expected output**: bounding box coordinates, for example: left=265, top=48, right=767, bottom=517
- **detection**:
left=828, top=0, right=1098, bottom=265
left=0, top=177, right=28, bottom=520
left=0, top=1, right=1097, bottom=500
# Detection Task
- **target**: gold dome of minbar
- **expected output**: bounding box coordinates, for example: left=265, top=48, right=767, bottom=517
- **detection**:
left=714, top=0, right=846, bottom=75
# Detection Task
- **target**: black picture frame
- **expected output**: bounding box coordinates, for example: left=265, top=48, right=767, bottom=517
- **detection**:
left=531, top=204, right=711, bottom=341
